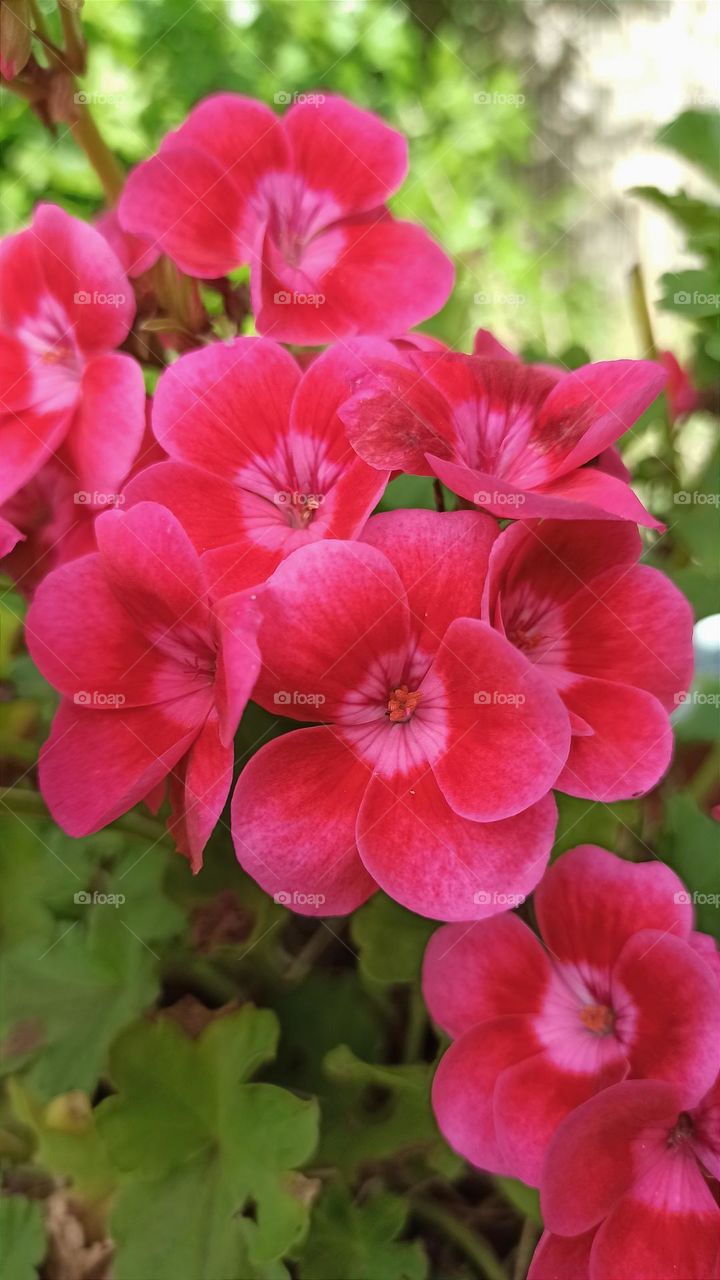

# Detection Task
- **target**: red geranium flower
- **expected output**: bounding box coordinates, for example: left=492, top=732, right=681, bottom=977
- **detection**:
left=118, top=93, right=454, bottom=344
left=0, top=204, right=145, bottom=505
left=423, top=845, right=720, bottom=1185
left=339, top=337, right=666, bottom=525
left=123, top=337, right=391, bottom=596
left=533, top=1074, right=720, bottom=1280
left=483, top=518, right=694, bottom=800
left=26, top=502, right=261, bottom=870
left=230, top=509, right=570, bottom=920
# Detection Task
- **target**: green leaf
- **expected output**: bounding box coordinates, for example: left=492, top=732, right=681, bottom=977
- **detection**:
left=0, top=1197, right=45, bottom=1280
left=319, top=1047, right=460, bottom=1179
left=671, top=445, right=720, bottom=577
left=631, top=186, right=720, bottom=238
left=552, top=795, right=641, bottom=859
left=657, top=795, right=720, bottom=939
left=299, top=1185, right=428, bottom=1280
left=657, top=110, right=720, bottom=183
left=351, top=894, right=435, bottom=985
left=97, top=1008, right=319, bottom=1279
left=659, top=269, right=720, bottom=318
left=0, top=914, right=158, bottom=1096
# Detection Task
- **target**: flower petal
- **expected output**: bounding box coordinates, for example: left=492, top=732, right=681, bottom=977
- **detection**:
left=432, top=1017, right=541, bottom=1174
left=94, top=502, right=213, bottom=649
left=168, top=710, right=233, bottom=872
left=283, top=93, right=408, bottom=212
left=540, top=1079, right=686, bottom=1237
left=250, top=539, right=411, bottom=722
left=556, top=676, right=673, bottom=801
left=119, top=148, right=248, bottom=277
left=38, top=696, right=206, bottom=836
left=528, top=1231, right=595, bottom=1280
left=613, top=929, right=720, bottom=1105
left=231, top=726, right=375, bottom=915
left=362, top=509, right=497, bottom=655
left=430, top=617, right=570, bottom=820
left=152, top=337, right=301, bottom=477
left=357, top=766, right=557, bottom=921
left=422, top=913, right=549, bottom=1037
left=534, top=845, right=692, bottom=972
left=26, top=552, right=197, bottom=706
left=68, top=352, right=145, bottom=494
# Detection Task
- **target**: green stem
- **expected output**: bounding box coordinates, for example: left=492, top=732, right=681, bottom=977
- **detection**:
left=629, top=262, right=677, bottom=491
left=513, top=1218, right=539, bottom=1280
left=688, top=744, right=720, bottom=805
left=69, top=102, right=125, bottom=202
left=411, top=1198, right=507, bottom=1280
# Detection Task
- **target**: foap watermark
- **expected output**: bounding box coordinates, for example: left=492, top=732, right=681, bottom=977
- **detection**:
left=274, top=690, right=326, bottom=709
left=74, top=289, right=127, bottom=307
left=674, top=690, right=720, bottom=708
left=74, top=690, right=126, bottom=708
left=274, top=490, right=325, bottom=509
left=274, top=290, right=325, bottom=308
left=474, top=291, right=526, bottom=307
left=74, top=90, right=126, bottom=107
left=674, top=890, right=720, bottom=908
left=74, top=490, right=125, bottom=506
left=474, top=690, right=526, bottom=706
left=273, top=91, right=325, bottom=106
left=74, top=890, right=125, bottom=907
left=673, top=290, right=720, bottom=309
left=473, top=890, right=526, bottom=906
left=674, top=491, right=720, bottom=507
left=474, top=90, right=525, bottom=107
left=274, top=890, right=326, bottom=907
left=473, top=490, right=525, bottom=507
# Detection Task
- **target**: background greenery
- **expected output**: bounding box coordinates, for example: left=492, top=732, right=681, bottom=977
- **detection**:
left=0, top=2, right=718, bottom=1278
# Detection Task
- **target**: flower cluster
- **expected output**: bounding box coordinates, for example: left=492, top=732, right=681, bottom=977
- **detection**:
left=2, top=92, right=715, bottom=1277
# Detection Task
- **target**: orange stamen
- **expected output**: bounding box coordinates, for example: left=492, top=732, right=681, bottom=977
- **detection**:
left=387, top=684, right=422, bottom=723
left=579, top=1003, right=615, bottom=1036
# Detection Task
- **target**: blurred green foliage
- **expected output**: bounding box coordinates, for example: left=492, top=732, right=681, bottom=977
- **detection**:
left=1, top=0, right=600, bottom=352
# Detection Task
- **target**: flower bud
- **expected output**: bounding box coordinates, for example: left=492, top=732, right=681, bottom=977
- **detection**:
left=0, top=0, right=32, bottom=81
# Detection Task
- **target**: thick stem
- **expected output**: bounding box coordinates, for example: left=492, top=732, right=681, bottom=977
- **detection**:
left=59, top=4, right=86, bottom=74
left=69, top=102, right=125, bottom=202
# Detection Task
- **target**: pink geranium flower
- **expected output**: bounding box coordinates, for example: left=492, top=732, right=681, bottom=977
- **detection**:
left=533, top=1074, right=720, bottom=1280
left=26, top=502, right=261, bottom=870
left=0, top=204, right=145, bottom=506
left=339, top=338, right=666, bottom=525
left=117, top=93, right=454, bottom=344
left=423, top=845, right=720, bottom=1186
left=230, top=509, right=570, bottom=920
left=483, top=518, right=694, bottom=800
left=124, top=337, right=391, bottom=596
